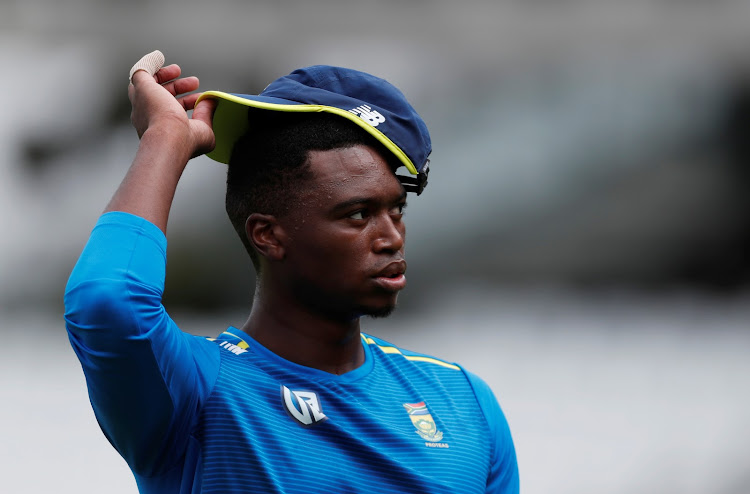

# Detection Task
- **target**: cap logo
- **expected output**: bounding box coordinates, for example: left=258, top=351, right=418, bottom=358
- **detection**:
left=348, top=105, right=386, bottom=127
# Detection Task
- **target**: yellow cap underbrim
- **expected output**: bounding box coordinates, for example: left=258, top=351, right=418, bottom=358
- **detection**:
left=196, top=91, right=418, bottom=175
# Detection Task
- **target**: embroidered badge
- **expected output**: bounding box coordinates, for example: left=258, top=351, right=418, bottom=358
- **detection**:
left=403, top=401, right=445, bottom=443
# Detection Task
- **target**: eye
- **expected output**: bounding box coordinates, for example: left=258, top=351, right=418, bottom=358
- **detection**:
left=348, top=210, right=366, bottom=220
left=392, top=203, right=407, bottom=216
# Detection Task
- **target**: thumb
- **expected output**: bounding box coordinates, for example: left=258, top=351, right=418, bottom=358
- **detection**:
left=192, top=97, right=216, bottom=127
left=190, top=98, right=217, bottom=157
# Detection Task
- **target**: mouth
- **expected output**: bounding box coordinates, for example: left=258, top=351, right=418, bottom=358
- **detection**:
left=372, top=260, right=407, bottom=291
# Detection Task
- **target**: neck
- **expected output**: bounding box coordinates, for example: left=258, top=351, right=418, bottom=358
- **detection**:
left=240, top=283, right=365, bottom=375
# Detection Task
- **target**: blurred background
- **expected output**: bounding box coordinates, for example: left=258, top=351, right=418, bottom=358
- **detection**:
left=1, top=0, right=749, bottom=492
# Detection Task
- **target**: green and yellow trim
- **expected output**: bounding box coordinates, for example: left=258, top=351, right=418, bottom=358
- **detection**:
left=361, top=335, right=461, bottom=370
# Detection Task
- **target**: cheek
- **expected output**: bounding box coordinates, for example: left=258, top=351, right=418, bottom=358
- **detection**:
left=325, top=237, right=371, bottom=274
left=332, top=243, right=375, bottom=288
left=293, top=230, right=368, bottom=276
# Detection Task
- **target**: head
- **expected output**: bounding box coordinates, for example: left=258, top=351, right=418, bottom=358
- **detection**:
left=226, top=113, right=407, bottom=318
left=205, top=65, right=431, bottom=319
left=226, top=112, right=399, bottom=267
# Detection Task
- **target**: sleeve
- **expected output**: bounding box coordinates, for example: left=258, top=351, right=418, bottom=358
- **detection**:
left=63, top=211, right=220, bottom=476
left=465, top=371, right=520, bottom=494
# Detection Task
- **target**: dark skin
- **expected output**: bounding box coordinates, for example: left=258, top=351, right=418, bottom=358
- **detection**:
left=242, top=146, right=408, bottom=374
left=115, top=63, right=407, bottom=376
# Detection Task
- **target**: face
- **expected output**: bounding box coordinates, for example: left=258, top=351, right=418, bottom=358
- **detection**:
left=277, top=144, right=408, bottom=320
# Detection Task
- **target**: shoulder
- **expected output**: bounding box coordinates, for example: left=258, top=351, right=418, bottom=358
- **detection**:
left=362, top=333, right=511, bottom=439
left=361, top=333, right=463, bottom=372
left=361, top=332, right=479, bottom=401
left=461, top=372, right=519, bottom=493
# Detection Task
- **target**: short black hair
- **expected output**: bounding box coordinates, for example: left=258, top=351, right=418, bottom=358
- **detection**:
left=226, top=112, right=398, bottom=272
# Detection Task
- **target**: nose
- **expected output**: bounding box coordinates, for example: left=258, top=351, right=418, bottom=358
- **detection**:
left=372, top=213, right=405, bottom=253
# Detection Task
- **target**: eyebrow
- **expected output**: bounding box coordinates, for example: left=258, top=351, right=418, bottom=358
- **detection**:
left=331, top=191, right=407, bottom=212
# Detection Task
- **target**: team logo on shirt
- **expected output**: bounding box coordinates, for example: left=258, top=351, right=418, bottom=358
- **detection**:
left=403, top=402, right=446, bottom=445
left=281, top=385, right=328, bottom=427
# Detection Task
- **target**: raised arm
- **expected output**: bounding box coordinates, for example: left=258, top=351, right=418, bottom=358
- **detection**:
left=105, top=59, right=216, bottom=232
left=64, top=55, right=220, bottom=477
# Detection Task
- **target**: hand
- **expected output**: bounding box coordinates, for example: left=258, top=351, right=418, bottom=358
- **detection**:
left=128, top=64, right=216, bottom=158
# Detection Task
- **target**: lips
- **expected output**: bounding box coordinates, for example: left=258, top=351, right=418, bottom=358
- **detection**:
left=374, top=260, right=407, bottom=279
left=372, top=260, right=407, bottom=292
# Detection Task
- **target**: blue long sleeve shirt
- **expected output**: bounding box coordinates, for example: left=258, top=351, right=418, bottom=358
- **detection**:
left=64, top=212, right=519, bottom=493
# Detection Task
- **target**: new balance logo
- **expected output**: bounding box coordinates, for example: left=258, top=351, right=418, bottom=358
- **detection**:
left=348, top=105, right=386, bottom=127
left=218, top=341, right=247, bottom=355
left=281, top=385, right=328, bottom=427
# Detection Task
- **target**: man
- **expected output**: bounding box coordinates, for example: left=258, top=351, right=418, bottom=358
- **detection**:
left=64, top=51, right=519, bottom=493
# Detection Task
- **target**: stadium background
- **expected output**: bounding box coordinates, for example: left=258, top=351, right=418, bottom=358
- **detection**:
left=1, top=1, right=749, bottom=492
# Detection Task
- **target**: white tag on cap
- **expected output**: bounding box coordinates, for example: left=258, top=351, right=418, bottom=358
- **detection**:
left=129, top=50, right=165, bottom=83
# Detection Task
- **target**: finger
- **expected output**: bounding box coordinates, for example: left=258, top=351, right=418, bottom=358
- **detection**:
left=191, top=97, right=217, bottom=125
left=128, top=50, right=165, bottom=84
left=162, top=76, right=200, bottom=97
left=130, top=69, right=156, bottom=87
left=155, top=64, right=182, bottom=85
left=178, top=92, right=202, bottom=111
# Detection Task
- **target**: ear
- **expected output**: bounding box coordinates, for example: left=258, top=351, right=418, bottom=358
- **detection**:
left=245, top=213, right=286, bottom=262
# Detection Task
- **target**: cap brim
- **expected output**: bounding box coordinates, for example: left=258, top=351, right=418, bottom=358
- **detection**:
left=196, top=91, right=418, bottom=174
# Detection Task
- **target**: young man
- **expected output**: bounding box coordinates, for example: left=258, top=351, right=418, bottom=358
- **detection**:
left=64, top=52, right=519, bottom=493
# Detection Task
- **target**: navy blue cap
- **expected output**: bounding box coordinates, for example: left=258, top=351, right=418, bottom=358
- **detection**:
left=197, top=65, right=431, bottom=194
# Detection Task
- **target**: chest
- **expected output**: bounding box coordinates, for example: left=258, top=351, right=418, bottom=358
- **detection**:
left=193, top=351, right=490, bottom=493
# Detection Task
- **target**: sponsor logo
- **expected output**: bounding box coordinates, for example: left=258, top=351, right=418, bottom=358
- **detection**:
left=281, top=386, right=328, bottom=427
left=218, top=340, right=247, bottom=355
left=348, top=105, right=386, bottom=127
left=403, top=401, right=447, bottom=446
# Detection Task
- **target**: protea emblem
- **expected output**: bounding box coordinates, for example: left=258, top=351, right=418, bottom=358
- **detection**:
left=403, top=401, right=444, bottom=442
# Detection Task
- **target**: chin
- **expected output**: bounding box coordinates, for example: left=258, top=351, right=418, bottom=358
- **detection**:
left=348, top=292, right=400, bottom=319
left=366, top=308, right=395, bottom=319
left=361, top=302, right=398, bottom=319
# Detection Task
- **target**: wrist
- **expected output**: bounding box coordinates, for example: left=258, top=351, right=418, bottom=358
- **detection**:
left=140, top=125, right=193, bottom=164
left=137, top=126, right=193, bottom=179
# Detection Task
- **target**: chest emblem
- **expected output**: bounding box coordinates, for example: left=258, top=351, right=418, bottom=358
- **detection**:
left=281, top=385, right=328, bottom=427
left=403, top=401, right=445, bottom=443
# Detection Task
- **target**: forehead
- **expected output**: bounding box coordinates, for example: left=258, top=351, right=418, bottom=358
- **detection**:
left=304, top=145, right=404, bottom=201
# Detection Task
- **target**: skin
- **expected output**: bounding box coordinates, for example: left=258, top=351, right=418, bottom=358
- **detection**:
left=242, top=146, right=408, bottom=374
left=108, top=65, right=215, bottom=230
left=115, top=63, right=408, bottom=376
